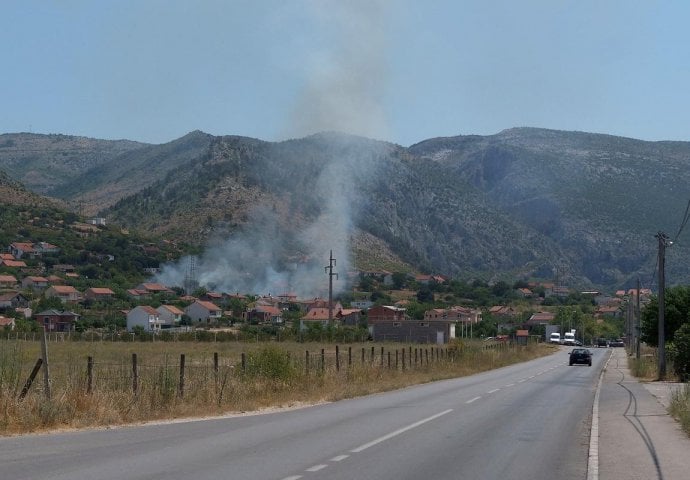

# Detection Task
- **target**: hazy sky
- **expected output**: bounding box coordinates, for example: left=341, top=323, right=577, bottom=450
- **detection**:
left=2, top=0, right=689, bottom=146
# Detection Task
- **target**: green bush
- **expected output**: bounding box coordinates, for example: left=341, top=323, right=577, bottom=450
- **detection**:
left=243, top=345, right=296, bottom=381
left=669, top=323, right=690, bottom=381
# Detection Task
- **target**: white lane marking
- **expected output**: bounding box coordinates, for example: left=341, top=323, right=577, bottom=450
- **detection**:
left=588, top=350, right=612, bottom=480
left=330, top=455, right=349, bottom=462
left=466, top=396, right=481, bottom=404
left=518, top=379, right=526, bottom=383
left=350, top=409, right=453, bottom=453
left=487, top=388, right=500, bottom=394
left=505, top=383, right=515, bottom=387
left=281, top=476, right=302, bottom=480
left=306, top=464, right=328, bottom=472
left=528, top=375, right=536, bottom=379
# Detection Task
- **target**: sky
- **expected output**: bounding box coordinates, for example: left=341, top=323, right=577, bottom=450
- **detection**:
left=2, top=0, right=690, bottom=147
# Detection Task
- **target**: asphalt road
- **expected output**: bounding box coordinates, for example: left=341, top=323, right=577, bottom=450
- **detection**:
left=1, top=347, right=606, bottom=480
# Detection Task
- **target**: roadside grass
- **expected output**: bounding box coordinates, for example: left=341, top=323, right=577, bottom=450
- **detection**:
left=669, top=384, right=690, bottom=436
left=1, top=339, right=554, bottom=435
left=627, top=345, right=690, bottom=437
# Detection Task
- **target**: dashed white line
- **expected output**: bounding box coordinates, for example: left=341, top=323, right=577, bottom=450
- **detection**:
left=306, top=464, right=328, bottom=472
left=505, top=383, right=515, bottom=387
left=281, top=476, right=302, bottom=480
left=330, top=455, right=349, bottom=462
left=518, top=379, right=526, bottom=383
left=466, top=396, right=482, bottom=404
left=487, top=388, right=500, bottom=394
left=350, top=409, right=453, bottom=453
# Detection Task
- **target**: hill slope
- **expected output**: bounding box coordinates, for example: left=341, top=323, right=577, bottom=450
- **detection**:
left=2, top=128, right=690, bottom=291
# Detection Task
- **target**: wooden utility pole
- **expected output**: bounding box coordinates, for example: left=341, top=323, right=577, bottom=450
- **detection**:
left=656, top=231, right=669, bottom=380
left=636, top=277, right=641, bottom=360
left=40, top=328, right=51, bottom=400
left=324, top=250, right=338, bottom=324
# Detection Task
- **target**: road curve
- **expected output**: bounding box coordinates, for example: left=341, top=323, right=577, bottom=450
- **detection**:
left=1, top=347, right=606, bottom=480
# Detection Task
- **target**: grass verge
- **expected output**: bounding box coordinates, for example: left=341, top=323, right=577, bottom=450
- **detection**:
left=1, top=339, right=554, bottom=436
left=669, top=384, right=690, bottom=436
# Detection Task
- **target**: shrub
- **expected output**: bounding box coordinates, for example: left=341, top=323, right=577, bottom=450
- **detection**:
left=669, top=323, right=690, bottom=381
left=243, top=345, right=296, bottom=381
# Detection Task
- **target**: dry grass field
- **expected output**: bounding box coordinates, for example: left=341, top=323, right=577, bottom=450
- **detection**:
left=0, top=337, right=555, bottom=436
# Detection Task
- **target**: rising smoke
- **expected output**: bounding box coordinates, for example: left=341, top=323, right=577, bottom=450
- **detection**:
left=155, top=0, right=391, bottom=298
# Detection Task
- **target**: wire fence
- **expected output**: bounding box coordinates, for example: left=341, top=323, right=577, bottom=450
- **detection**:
left=2, top=340, right=515, bottom=401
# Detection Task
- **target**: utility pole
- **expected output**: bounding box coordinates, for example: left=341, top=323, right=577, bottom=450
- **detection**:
left=324, top=250, right=338, bottom=324
left=636, top=277, right=641, bottom=360
left=656, top=231, right=670, bottom=380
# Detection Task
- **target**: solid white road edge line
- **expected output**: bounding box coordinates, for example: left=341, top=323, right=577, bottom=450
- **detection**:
left=587, top=350, right=613, bottom=480
left=350, top=409, right=453, bottom=453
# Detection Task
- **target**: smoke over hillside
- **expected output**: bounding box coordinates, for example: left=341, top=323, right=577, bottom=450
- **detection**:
left=154, top=1, right=391, bottom=297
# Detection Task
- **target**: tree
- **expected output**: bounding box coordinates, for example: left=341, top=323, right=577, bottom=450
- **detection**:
left=641, top=286, right=690, bottom=346
left=416, top=286, right=434, bottom=303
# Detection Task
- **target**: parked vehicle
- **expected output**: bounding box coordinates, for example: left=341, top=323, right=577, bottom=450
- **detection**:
left=564, top=330, right=576, bottom=346
left=549, top=332, right=561, bottom=344
left=597, top=338, right=608, bottom=348
left=569, top=348, right=592, bottom=366
left=610, top=339, right=625, bottom=347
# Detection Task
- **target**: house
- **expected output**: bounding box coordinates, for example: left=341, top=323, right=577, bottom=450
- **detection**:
left=245, top=305, right=283, bottom=325
left=135, top=283, right=174, bottom=295
left=371, top=316, right=456, bottom=344
left=156, top=305, right=184, bottom=326
left=84, top=287, right=116, bottom=301
left=0, top=315, right=16, bottom=330
left=488, top=305, right=518, bottom=318
left=526, top=311, right=556, bottom=326
left=32, top=242, right=60, bottom=256
left=184, top=300, right=222, bottom=324
left=516, top=288, right=533, bottom=298
left=0, top=253, right=15, bottom=260
left=366, top=305, right=408, bottom=324
left=9, top=241, right=60, bottom=258
left=53, top=264, right=76, bottom=273
left=8, top=242, right=35, bottom=259
left=425, top=306, right=482, bottom=325
left=516, top=329, right=530, bottom=345
left=337, top=308, right=363, bottom=326
left=0, top=292, right=29, bottom=310
left=135, top=283, right=173, bottom=294
left=126, top=306, right=163, bottom=332
left=34, top=309, right=80, bottom=332
left=0, top=274, right=18, bottom=289
left=299, top=307, right=332, bottom=330
left=0, top=259, right=27, bottom=268
left=21, top=276, right=49, bottom=290
left=45, top=285, right=81, bottom=303
left=89, top=217, right=107, bottom=226
left=200, top=291, right=224, bottom=304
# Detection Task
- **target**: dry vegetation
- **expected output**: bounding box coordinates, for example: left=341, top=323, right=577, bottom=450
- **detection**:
left=0, top=338, right=554, bottom=436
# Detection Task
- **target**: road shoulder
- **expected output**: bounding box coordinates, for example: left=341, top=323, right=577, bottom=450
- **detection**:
left=597, top=348, right=690, bottom=480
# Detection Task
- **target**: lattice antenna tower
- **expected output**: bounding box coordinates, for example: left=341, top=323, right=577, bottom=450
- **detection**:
left=184, top=256, right=198, bottom=295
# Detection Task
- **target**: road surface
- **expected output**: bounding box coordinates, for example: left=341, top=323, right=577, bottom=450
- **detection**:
left=1, top=347, right=605, bottom=480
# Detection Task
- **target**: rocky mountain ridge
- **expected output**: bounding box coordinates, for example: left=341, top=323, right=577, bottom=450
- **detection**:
left=2, top=128, right=689, bottom=291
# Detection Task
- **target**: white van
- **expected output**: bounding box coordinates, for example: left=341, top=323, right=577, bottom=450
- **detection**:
left=564, top=331, right=575, bottom=345
left=549, top=332, right=561, bottom=344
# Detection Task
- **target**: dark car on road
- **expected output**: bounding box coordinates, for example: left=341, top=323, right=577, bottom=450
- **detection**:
left=569, top=348, right=592, bottom=366
left=597, top=338, right=608, bottom=348
left=609, top=339, right=625, bottom=347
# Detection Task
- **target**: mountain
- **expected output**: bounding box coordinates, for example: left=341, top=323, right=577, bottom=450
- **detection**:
left=0, top=169, right=62, bottom=208
left=2, top=128, right=689, bottom=291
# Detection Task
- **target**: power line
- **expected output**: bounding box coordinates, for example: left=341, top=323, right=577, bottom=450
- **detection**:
left=672, top=198, right=690, bottom=243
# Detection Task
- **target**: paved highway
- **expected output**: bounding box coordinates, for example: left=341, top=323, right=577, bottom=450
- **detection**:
left=1, top=346, right=606, bottom=480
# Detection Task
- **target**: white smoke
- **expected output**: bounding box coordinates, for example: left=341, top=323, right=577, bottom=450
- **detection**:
left=155, top=0, right=391, bottom=297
